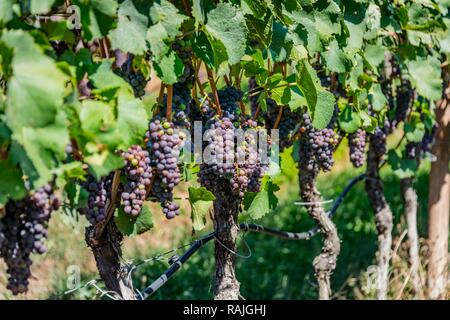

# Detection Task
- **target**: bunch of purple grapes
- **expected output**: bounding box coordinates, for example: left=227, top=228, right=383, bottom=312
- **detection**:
left=199, top=117, right=267, bottom=198
left=0, top=183, right=60, bottom=295
left=116, top=55, right=148, bottom=98
left=263, top=99, right=301, bottom=151
left=248, top=76, right=262, bottom=118
left=147, top=118, right=184, bottom=219
left=369, top=126, right=388, bottom=158
left=298, top=113, right=339, bottom=173
left=79, top=173, right=113, bottom=224
left=199, top=117, right=237, bottom=194
left=199, top=86, right=243, bottom=123
left=161, top=38, right=196, bottom=129
left=121, top=145, right=153, bottom=217
left=393, top=79, right=414, bottom=127
left=348, top=129, right=366, bottom=168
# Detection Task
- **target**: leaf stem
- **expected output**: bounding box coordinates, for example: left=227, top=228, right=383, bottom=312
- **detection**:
left=273, top=105, right=283, bottom=130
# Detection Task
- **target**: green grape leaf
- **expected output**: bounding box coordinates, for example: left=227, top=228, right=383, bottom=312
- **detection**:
left=30, top=0, right=55, bottom=14
left=206, top=35, right=229, bottom=76
left=109, top=0, right=149, bottom=55
left=205, top=3, right=246, bottom=65
left=146, top=23, right=170, bottom=63
left=74, top=0, right=118, bottom=41
left=312, top=90, right=335, bottom=129
left=192, top=31, right=214, bottom=68
left=388, top=149, right=418, bottom=179
left=115, top=204, right=154, bottom=236
left=90, top=60, right=131, bottom=95
left=297, top=62, right=317, bottom=113
left=2, top=30, right=68, bottom=133
left=297, top=62, right=335, bottom=129
left=85, top=151, right=124, bottom=180
left=147, top=0, right=187, bottom=62
left=339, top=105, right=361, bottom=133
left=271, top=84, right=291, bottom=106
left=79, top=100, right=116, bottom=140
left=289, top=85, right=308, bottom=111
left=152, top=51, right=184, bottom=84
left=18, top=115, right=69, bottom=170
left=322, top=40, right=348, bottom=73
left=404, top=122, right=425, bottom=142
left=116, top=89, right=148, bottom=148
left=314, top=11, right=340, bottom=40
left=406, top=57, right=443, bottom=100
left=9, top=142, right=40, bottom=188
left=290, top=13, right=321, bottom=54
left=0, top=159, right=26, bottom=200
left=149, top=0, right=187, bottom=37
left=245, top=13, right=273, bottom=48
left=344, top=2, right=366, bottom=52
left=369, top=83, right=388, bottom=112
left=242, top=177, right=279, bottom=221
left=188, top=187, right=215, bottom=231
left=64, top=180, right=88, bottom=210
left=192, top=0, right=205, bottom=25
left=269, top=21, right=293, bottom=62
left=0, top=0, right=13, bottom=24
left=364, top=44, right=386, bottom=69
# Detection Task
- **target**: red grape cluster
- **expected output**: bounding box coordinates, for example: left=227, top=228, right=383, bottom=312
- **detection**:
left=265, top=101, right=301, bottom=151
left=393, top=79, right=414, bottom=126
left=116, top=55, right=148, bottom=98
left=79, top=173, right=113, bottom=224
left=348, top=129, right=367, bottom=168
left=121, top=145, right=153, bottom=217
left=298, top=113, right=339, bottom=173
left=0, top=183, right=60, bottom=295
left=199, top=117, right=268, bottom=198
left=147, top=118, right=184, bottom=219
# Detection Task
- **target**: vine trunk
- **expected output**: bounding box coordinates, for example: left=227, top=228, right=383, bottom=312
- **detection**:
left=299, top=170, right=340, bottom=300
left=401, top=177, right=422, bottom=296
left=85, top=222, right=136, bottom=300
left=365, top=135, right=393, bottom=300
left=212, top=185, right=241, bottom=300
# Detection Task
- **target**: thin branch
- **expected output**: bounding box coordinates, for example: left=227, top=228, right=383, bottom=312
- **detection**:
left=158, top=83, right=165, bottom=104
left=166, top=85, right=173, bottom=121
left=273, top=105, right=284, bottom=129
left=205, top=64, right=222, bottom=116
left=194, top=60, right=206, bottom=98
left=224, top=75, right=231, bottom=86
left=181, top=0, right=191, bottom=16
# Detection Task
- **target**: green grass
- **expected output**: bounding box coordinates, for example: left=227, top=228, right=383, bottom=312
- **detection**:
left=126, top=165, right=431, bottom=300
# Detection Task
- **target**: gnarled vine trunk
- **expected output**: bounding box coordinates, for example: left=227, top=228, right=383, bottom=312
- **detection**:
left=427, top=72, right=450, bottom=300
left=85, top=221, right=136, bottom=300
left=401, top=177, right=422, bottom=296
left=299, top=170, right=341, bottom=300
left=212, top=185, right=241, bottom=300
left=365, top=136, right=393, bottom=300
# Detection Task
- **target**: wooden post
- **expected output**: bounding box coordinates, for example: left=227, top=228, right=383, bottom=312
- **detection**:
left=427, top=70, right=450, bottom=300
